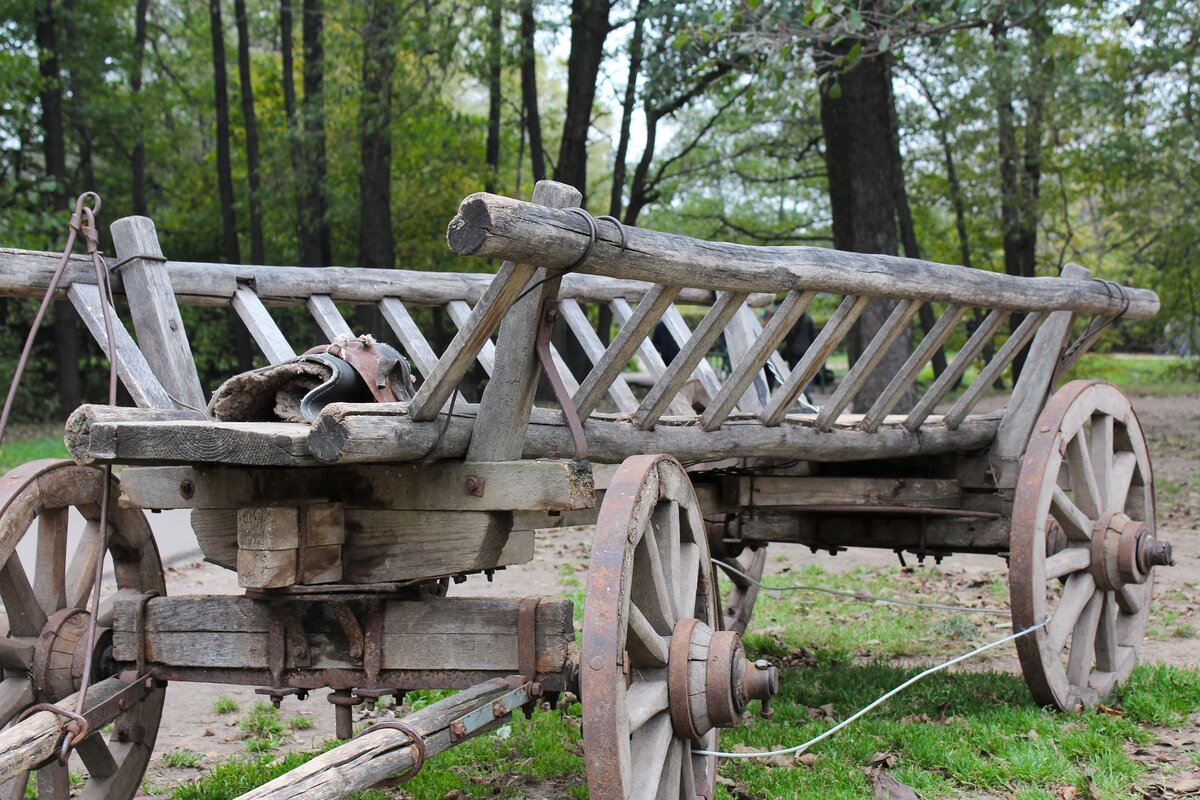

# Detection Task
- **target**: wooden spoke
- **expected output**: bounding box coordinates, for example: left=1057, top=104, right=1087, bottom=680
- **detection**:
left=629, top=713, right=673, bottom=800
left=627, top=606, right=670, bottom=667
left=582, top=455, right=717, bottom=800
left=34, top=506, right=68, bottom=614
left=36, top=761, right=70, bottom=800
left=0, top=555, right=46, bottom=637
left=1050, top=486, right=1093, bottom=542
left=75, top=735, right=119, bottom=780
left=721, top=546, right=768, bottom=635
left=625, top=678, right=669, bottom=732
left=65, top=521, right=105, bottom=611
left=1044, top=547, right=1090, bottom=581
left=1066, top=432, right=1103, bottom=520
left=0, top=773, right=29, bottom=800
left=1108, top=452, right=1137, bottom=515
left=0, top=638, right=34, bottom=672
left=1011, top=382, right=1156, bottom=710
left=0, top=678, right=33, bottom=726
left=1065, top=592, right=1102, bottom=690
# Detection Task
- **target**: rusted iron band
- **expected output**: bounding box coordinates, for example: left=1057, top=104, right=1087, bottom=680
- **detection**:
left=356, top=720, right=428, bottom=786
left=517, top=597, right=541, bottom=682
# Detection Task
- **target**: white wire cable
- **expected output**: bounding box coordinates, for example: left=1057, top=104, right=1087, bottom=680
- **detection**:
left=693, top=615, right=1051, bottom=759
left=716, top=560, right=1011, bottom=615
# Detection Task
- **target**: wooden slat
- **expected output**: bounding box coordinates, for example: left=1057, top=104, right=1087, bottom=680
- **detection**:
left=573, top=285, right=680, bottom=419
left=992, top=263, right=1091, bottom=463
left=635, top=292, right=747, bottom=429
left=466, top=181, right=582, bottom=461
left=66, top=283, right=173, bottom=409
left=862, top=304, right=968, bottom=432
left=943, top=310, right=1046, bottom=429
left=306, top=294, right=354, bottom=341
left=762, top=294, right=870, bottom=426
left=904, top=308, right=1010, bottom=431
left=109, top=215, right=207, bottom=411
left=232, top=285, right=296, bottom=364
left=558, top=298, right=639, bottom=413
left=721, top=305, right=771, bottom=413
left=659, top=305, right=723, bottom=403
left=610, top=297, right=694, bottom=417
left=378, top=297, right=439, bottom=377
left=446, top=299, right=497, bottom=376
left=815, top=298, right=921, bottom=431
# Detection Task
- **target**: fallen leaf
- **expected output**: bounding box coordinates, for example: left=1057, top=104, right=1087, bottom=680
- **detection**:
left=1055, top=786, right=1080, bottom=800
left=1098, top=704, right=1126, bottom=717
left=871, top=769, right=920, bottom=800
left=795, top=753, right=820, bottom=768
left=870, top=751, right=899, bottom=769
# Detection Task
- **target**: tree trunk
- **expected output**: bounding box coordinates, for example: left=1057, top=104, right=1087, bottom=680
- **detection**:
left=553, top=0, right=612, bottom=199
left=518, top=0, right=545, bottom=183
left=818, top=48, right=914, bottom=412
left=280, top=0, right=309, bottom=264
left=301, top=0, right=331, bottom=266
left=357, top=0, right=397, bottom=271
left=36, top=0, right=81, bottom=413
left=623, top=109, right=659, bottom=226
left=609, top=0, right=645, bottom=219
left=131, top=0, right=150, bottom=215
left=62, top=0, right=94, bottom=189
left=235, top=0, right=265, bottom=264
left=485, top=0, right=502, bottom=194
left=209, top=0, right=241, bottom=265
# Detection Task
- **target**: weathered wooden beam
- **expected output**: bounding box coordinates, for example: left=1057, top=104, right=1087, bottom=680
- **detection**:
left=233, top=285, right=296, bottom=364
left=233, top=678, right=529, bottom=800
left=308, top=402, right=1001, bottom=465
left=734, top=508, right=1011, bottom=553
left=722, top=476, right=962, bottom=509
left=110, top=215, right=207, bottom=411
left=307, top=294, right=354, bottom=341
left=117, top=460, right=594, bottom=512
left=112, top=596, right=574, bottom=677
left=0, top=247, right=766, bottom=308
left=446, top=193, right=1161, bottom=318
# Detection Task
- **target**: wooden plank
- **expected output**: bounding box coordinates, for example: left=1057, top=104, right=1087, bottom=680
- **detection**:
left=992, top=263, right=1091, bottom=466
left=117, top=460, right=595, bottom=512
left=904, top=308, right=1011, bottom=431
left=445, top=299, right=497, bottom=375
left=635, top=292, right=747, bottom=429
left=701, top=291, right=816, bottom=430
left=446, top=193, right=1161, bottom=318
left=232, top=285, right=296, bottom=364
left=735, top=508, right=1011, bottom=553
left=557, top=298, right=639, bottom=413
left=112, top=596, right=574, bottom=675
left=306, top=294, right=354, bottom=341
left=862, top=304, right=968, bottom=432
left=726, top=476, right=962, bottom=509
left=815, top=298, right=921, bottom=431
left=308, top=401, right=1002, bottom=465
left=109, top=215, right=207, bottom=411
left=66, top=283, right=174, bottom=409
left=721, top=305, right=771, bottom=413
left=762, top=294, right=870, bottom=426
left=65, top=414, right=314, bottom=466
left=573, top=285, right=680, bottom=419
left=467, top=180, right=582, bottom=461
left=609, top=297, right=694, bottom=416
left=944, top=310, right=1046, bottom=429
left=378, top=297, right=439, bottom=377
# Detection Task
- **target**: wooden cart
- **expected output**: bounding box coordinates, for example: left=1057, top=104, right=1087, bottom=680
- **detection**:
left=0, top=180, right=1172, bottom=800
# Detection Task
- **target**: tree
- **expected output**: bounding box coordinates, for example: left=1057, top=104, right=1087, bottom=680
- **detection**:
left=553, top=0, right=613, bottom=200
left=209, top=0, right=240, bottom=265
left=299, top=0, right=331, bottom=266
left=518, top=0, right=546, bottom=183
left=484, top=0, right=503, bottom=193
left=234, top=0, right=264, bottom=264
left=130, top=0, right=150, bottom=215
left=357, top=0, right=398, bottom=270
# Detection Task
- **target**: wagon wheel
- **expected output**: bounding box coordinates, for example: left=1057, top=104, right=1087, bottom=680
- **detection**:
left=1010, top=382, right=1173, bottom=710
left=0, top=460, right=165, bottom=799
left=718, top=547, right=767, bottom=636
left=581, top=455, right=778, bottom=800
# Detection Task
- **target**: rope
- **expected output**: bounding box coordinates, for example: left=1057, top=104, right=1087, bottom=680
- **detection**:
left=714, top=560, right=1011, bottom=615
left=694, top=616, right=1051, bottom=759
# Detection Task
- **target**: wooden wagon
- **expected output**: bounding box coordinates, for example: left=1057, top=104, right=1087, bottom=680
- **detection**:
left=0, top=180, right=1173, bottom=799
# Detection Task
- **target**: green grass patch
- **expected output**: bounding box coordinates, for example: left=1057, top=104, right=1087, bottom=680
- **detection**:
left=1063, top=353, right=1200, bottom=395
left=287, top=714, right=314, bottom=730
left=0, top=433, right=68, bottom=473
left=240, top=701, right=286, bottom=752
left=212, top=697, right=238, bottom=715
left=159, top=749, right=204, bottom=769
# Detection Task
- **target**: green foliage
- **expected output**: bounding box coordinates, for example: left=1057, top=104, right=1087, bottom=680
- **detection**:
left=159, top=749, right=204, bottom=769
left=211, top=696, right=238, bottom=715
left=0, top=432, right=68, bottom=473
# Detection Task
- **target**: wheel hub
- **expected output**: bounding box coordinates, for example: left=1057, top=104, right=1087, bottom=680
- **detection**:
left=667, top=618, right=778, bottom=739
left=31, top=608, right=111, bottom=699
left=1089, top=513, right=1174, bottom=592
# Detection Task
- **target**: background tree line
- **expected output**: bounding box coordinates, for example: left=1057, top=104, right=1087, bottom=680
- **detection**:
left=0, top=0, right=1196, bottom=421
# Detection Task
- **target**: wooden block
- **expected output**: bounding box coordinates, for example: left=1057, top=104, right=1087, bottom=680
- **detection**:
left=238, top=507, right=301, bottom=550
left=237, top=548, right=296, bottom=589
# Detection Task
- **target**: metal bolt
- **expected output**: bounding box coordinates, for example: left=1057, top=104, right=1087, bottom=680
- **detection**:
left=179, top=480, right=195, bottom=500
left=292, top=645, right=308, bottom=660
left=348, top=644, right=363, bottom=660
left=754, top=659, right=770, bottom=671
left=590, top=656, right=604, bottom=671
left=464, top=476, right=486, bottom=497
left=449, top=720, right=468, bottom=741
left=1144, top=540, right=1175, bottom=568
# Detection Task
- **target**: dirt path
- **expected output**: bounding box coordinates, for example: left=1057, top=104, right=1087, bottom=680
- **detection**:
left=137, top=394, right=1200, bottom=793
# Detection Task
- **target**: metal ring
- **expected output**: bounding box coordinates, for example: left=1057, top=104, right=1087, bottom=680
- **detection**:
left=356, top=720, right=428, bottom=786
left=17, top=703, right=90, bottom=766
left=562, top=207, right=599, bottom=271
left=594, top=214, right=628, bottom=250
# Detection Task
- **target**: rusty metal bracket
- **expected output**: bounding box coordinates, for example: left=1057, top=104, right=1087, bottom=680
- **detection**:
left=517, top=597, right=542, bottom=717
left=18, top=702, right=89, bottom=767
left=133, top=591, right=160, bottom=676
left=356, top=720, right=428, bottom=787
left=535, top=304, right=587, bottom=461
left=329, top=600, right=365, bottom=663
left=363, top=598, right=383, bottom=685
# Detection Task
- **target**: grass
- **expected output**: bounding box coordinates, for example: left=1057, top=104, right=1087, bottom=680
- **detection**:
left=167, top=565, right=1200, bottom=800
left=239, top=701, right=286, bottom=752
left=287, top=714, right=314, bottom=730
left=1063, top=353, right=1200, bottom=395
left=0, top=432, right=68, bottom=473
left=212, top=696, right=238, bottom=715
left=159, top=749, right=204, bottom=769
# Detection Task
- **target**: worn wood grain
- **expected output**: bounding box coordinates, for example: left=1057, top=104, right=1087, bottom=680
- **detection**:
left=110, top=216, right=207, bottom=411
left=233, top=285, right=296, bottom=364
left=557, top=298, right=639, bottom=413
left=378, top=298, right=439, bottom=377
left=307, top=294, right=354, bottom=341
left=66, top=416, right=315, bottom=466
left=446, top=193, right=1160, bottom=318
left=724, top=476, right=962, bottom=509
